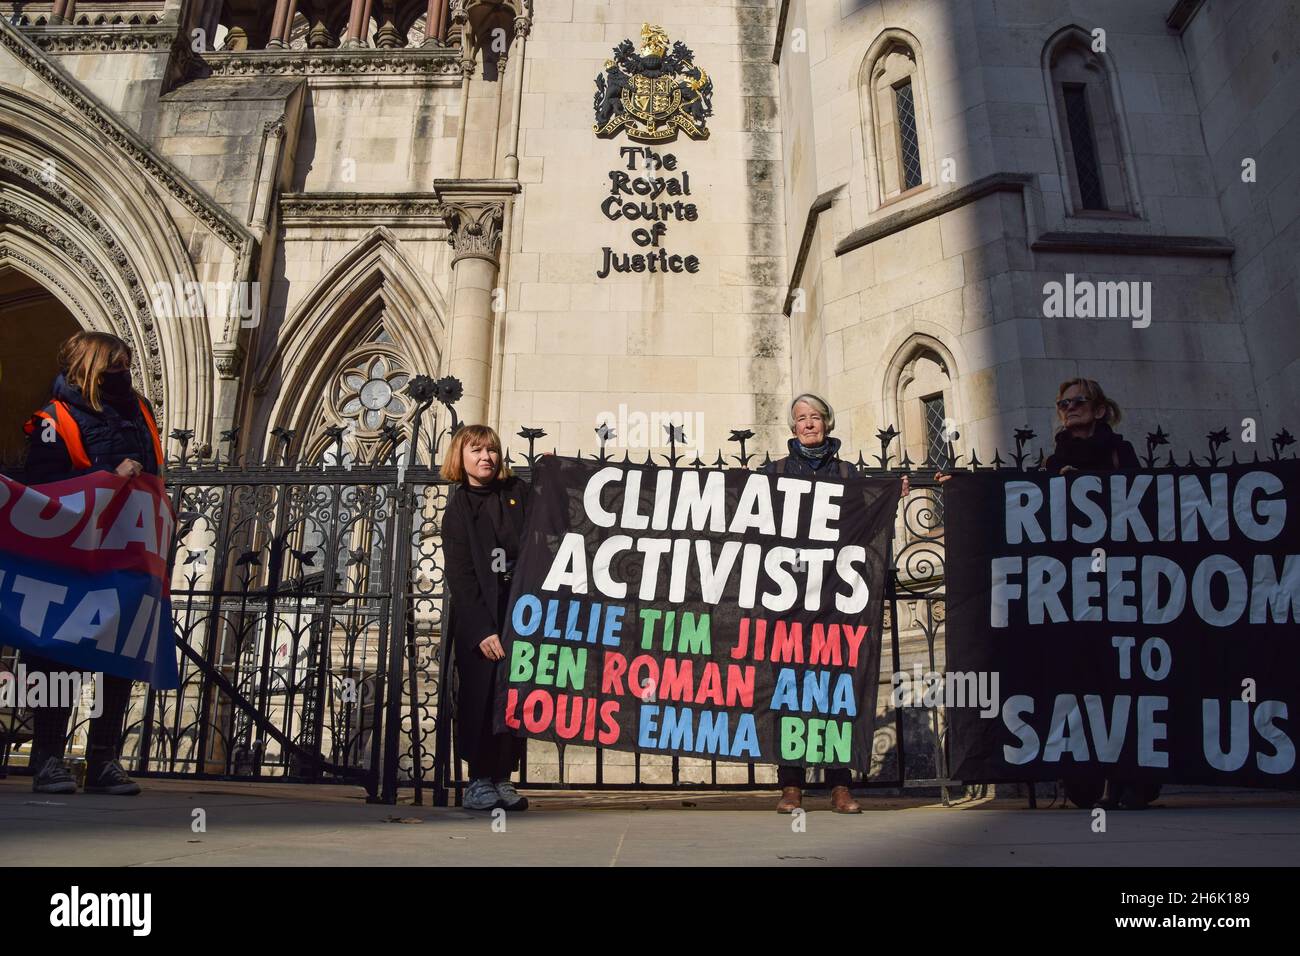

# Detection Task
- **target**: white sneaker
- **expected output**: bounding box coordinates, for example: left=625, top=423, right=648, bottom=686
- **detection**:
left=463, top=777, right=503, bottom=810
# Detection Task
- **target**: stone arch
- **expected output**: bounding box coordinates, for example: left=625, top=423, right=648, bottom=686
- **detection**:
left=253, top=227, right=447, bottom=460
left=0, top=82, right=213, bottom=448
left=881, top=330, right=965, bottom=464
left=858, top=28, right=936, bottom=210
left=1041, top=24, right=1142, bottom=218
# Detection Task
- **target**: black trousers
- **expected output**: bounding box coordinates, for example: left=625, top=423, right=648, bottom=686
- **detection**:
left=455, top=583, right=523, bottom=781
left=778, top=765, right=853, bottom=788
left=21, top=653, right=133, bottom=771
left=457, top=662, right=523, bottom=780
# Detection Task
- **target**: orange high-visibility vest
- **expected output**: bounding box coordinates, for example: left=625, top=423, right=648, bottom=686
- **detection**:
left=26, top=397, right=162, bottom=473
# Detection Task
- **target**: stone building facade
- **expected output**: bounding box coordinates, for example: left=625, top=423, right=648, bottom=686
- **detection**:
left=0, top=0, right=1294, bottom=788
left=0, top=0, right=1295, bottom=469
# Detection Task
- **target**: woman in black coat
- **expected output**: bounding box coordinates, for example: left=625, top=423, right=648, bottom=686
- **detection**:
left=1047, top=378, right=1156, bottom=810
left=440, top=424, right=530, bottom=811
left=20, top=330, right=163, bottom=797
left=938, top=378, right=1154, bottom=809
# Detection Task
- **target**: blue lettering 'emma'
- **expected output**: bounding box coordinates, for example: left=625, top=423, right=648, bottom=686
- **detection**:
left=638, top=704, right=760, bottom=758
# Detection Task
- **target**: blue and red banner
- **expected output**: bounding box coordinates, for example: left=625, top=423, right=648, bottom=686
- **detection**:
left=0, top=471, right=179, bottom=689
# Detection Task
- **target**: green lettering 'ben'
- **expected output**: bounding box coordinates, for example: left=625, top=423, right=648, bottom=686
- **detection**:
left=510, top=641, right=586, bottom=690
left=780, top=716, right=852, bottom=763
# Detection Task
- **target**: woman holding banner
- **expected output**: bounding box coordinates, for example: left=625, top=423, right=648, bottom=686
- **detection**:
left=939, top=377, right=1155, bottom=810
left=441, top=424, right=530, bottom=812
left=1048, top=378, right=1156, bottom=810
left=19, top=330, right=164, bottom=796
left=761, top=393, right=908, bottom=814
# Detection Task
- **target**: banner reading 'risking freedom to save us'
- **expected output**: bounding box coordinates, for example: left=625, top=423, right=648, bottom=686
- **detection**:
left=493, top=456, right=899, bottom=768
left=944, top=461, right=1300, bottom=789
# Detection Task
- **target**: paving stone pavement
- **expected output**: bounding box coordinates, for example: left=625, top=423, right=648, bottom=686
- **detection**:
left=2, top=777, right=1297, bottom=866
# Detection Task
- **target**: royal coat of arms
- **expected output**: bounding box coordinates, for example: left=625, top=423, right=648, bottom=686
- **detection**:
left=593, top=23, right=714, bottom=142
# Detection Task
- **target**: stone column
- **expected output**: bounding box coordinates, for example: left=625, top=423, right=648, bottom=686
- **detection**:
left=361, top=0, right=375, bottom=43
left=500, top=10, right=530, bottom=178
left=443, top=201, right=504, bottom=428
left=343, top=0, right=366, bottom=47
left=425, top=0, right=448, bottom=45
left=267, top=0, right=293, bottom=48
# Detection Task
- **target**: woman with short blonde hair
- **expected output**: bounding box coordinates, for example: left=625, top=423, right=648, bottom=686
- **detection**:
left=440, top=424, right=513, bottom=483
left=440, top=424, right=529, bottom=811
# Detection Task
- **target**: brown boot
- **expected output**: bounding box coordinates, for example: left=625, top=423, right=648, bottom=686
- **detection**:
left=830, top=785, right=862, bottom=813
left=776, top=786, right=802, bottom=813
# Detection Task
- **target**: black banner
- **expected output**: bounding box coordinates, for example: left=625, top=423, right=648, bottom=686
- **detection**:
left=946, top=461, right=1300, bottom=788
left=494, top=456, right=899, bottom=768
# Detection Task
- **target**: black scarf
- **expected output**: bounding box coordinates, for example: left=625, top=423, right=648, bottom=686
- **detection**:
left=1049, top=422, right=1128, bottom=471
left=462, top=478, right=519, bottom=569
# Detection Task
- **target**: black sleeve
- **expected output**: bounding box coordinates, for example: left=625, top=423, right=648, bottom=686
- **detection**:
left=1115, top=439, right=1140, bottom=470
left=21, top=409, right=94, bottom=485
left=442, top=493, right=498, bottom=652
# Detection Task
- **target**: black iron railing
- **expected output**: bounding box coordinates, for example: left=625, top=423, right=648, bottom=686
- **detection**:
left=1, top=378, right=1293, bottom=806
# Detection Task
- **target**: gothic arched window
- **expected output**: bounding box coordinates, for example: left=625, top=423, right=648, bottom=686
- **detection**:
left=884, top=336, right=960, bottom=531
left=862, top=33, right=933, bottom=207
left=1044, top=29, right=1137, bottom=216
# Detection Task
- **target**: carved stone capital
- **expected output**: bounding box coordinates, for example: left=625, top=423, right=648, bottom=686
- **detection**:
left=444, top=201, right=504, bottom=266
left=213, top=344, right=245, bottom=380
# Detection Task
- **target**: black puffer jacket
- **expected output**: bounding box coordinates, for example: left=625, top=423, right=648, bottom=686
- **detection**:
left=22, top=373, right=161, bottom=484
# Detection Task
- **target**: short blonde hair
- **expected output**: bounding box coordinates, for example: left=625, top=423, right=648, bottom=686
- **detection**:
left=440, top=424, right=513, bottom=482
left=1056, top=377, right=1122, bottom=426
left=788, top=393, right=835, bottom=434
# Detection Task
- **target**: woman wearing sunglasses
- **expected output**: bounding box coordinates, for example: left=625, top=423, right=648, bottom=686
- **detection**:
left=938, top=378, right=1154, bottom=809
left=1044, top=377, right=1139, bottom=474
left=1047, top=378, right=1158, bottom=810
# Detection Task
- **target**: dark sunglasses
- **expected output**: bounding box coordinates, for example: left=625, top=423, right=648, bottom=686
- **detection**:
left=1056, top=397, right=1092, bottom=411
